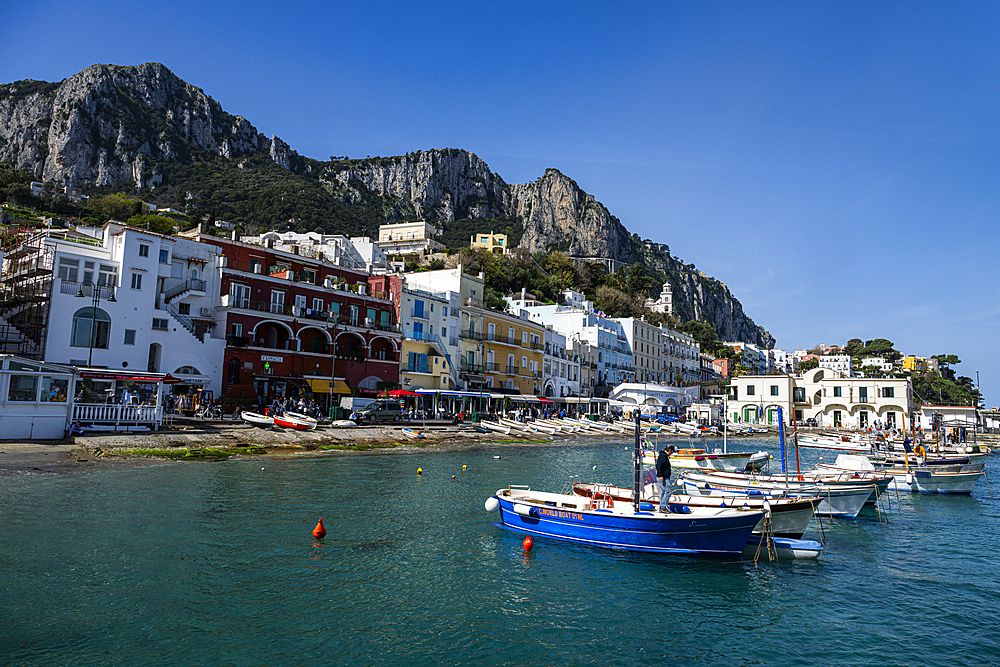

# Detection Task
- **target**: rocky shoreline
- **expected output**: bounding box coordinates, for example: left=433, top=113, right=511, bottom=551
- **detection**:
left=0, top=419, right=774, bottom=475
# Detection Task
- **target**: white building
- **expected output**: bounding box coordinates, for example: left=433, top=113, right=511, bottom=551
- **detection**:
left=770, top=348, right=798, bottom=374
left=540, top=327, right=572, bottom=399
left=377, top=221, right=445, bottom=255
left=41, top=223, right=227, bottom=394
left=723, top=341, right=769, bottom=375
left=507, top=289, right=633, bottom=395
left=727, top=368, right=912, bottom=429
left=644, top=281, right=673, bottom=315
left=860, top=356, right=894, bottom=376
left=246, top=231, right=387, bottom=273
left=661, top=327, right=701, bottom=385
left=609, top=382, right=695, bottom=415
left=819, top=355, right=854, bottom=377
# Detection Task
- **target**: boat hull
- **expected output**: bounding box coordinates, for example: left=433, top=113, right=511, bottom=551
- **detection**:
left=888, top=469, right=984, bottom=494
left=573, top=482, right=816, bottom=539
left=492, top=489, right=762, bottom=556
left=744, top=535, right=823, bottom=560
left=680, top=471, right=874, bottom=519
left=242, top=411, right=274, bottom=428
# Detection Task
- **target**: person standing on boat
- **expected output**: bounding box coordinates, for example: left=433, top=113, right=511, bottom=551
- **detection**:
left=656, top=445, right=675, bottom=512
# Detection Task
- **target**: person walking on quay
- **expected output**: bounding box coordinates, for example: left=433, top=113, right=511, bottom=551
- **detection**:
left=656, top=445, right=675, bottom=513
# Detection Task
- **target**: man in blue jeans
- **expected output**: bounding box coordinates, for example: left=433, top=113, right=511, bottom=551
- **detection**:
left=656, top=445, right=675, bottom=512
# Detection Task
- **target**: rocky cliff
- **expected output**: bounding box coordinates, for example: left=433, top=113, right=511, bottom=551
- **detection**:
left=0, top=62, right=289, bottom=187
left=0, top=63, right=772, bottom=347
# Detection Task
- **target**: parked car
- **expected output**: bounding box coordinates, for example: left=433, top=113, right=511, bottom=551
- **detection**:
left=354, top=400, right=403, bottom=423
left=805, top=418, right=818, bottom=427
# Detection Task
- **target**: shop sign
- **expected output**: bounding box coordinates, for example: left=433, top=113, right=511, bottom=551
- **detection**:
left=261, top=355, right=284, bottom=362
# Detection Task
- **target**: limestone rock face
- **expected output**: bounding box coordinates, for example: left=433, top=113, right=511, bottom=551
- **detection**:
left=321, top=149, right=510, bottom=222
left=0, top=62, right=284, bottom=186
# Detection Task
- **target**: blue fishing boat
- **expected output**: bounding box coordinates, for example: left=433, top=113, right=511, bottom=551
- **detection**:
left=484, top=412, right=763, bottom=556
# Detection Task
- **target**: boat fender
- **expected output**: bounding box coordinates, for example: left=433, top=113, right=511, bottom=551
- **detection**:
left=485, top=497, right=499, bottom=513
left=639, top=502, right=656, bottom=511
left=762, top=500, right=771, bottom=513
left=513, top=504, right=537, bottom=517
left=905, top=472, right=913, bottom=485
left=668, top=504, right=691, bottom=514
left=701, top=482, right=712, bottom=489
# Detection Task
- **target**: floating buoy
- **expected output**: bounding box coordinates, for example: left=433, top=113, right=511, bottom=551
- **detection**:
left=523, top=536, right=533, bottom=552
left=261, top=467, right=266, bottom=471
left=312, top=518, right=326, bottom=539
left=463, top=465, right=467, bottom=470
left=451, top=475, right=456, bottom=479
left=417, top=467, right=423, bottom=475
left=493, top=455, right=501, bottom=459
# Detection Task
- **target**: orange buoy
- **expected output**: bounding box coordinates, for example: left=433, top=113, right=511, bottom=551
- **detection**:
left=312, top=518, right=327, bottom=539
left=523, top=536, right=533, bottom=552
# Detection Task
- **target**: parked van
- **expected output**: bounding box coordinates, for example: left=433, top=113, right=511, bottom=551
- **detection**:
left=354, top=400, right=403, bottom=423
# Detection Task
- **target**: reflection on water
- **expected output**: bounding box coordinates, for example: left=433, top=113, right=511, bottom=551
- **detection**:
left=1, top=438, right=998, bottom=666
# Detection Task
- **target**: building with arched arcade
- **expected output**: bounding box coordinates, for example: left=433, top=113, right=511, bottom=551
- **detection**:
left=726, top=368, right=912, bottom=429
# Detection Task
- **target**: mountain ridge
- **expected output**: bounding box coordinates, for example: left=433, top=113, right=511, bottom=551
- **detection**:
left=0, top=62, right=773, bottom=347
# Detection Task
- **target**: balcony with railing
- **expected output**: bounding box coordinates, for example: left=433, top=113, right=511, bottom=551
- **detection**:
left=460, top=361, right=484, bottom=374
left=164, top=279, right=207, bottom=303
left=459, top=328, right=483, bottom=341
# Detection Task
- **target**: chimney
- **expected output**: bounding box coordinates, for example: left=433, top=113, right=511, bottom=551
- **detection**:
left=231, top=230, right=240, bottom=242
left=292, top=245, right=300, bottom=255
left=266, top=237, right=275, bottom=249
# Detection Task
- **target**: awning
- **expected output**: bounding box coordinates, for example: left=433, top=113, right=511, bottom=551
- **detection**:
left=79, top=370, right=166, bottom=382
left=305, top=377, right=351, bottom=394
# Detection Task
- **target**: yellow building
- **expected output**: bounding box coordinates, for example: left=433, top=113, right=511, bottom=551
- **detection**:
left=460, top=302, right=545, bottom=395
left=470, top=231, right=508, bottom=255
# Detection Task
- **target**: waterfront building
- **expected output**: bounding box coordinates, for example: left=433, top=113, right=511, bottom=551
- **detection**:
left=770, top=348, right=798, bottom=374
left=397, top=285, right=457, bottom=391
left=540, top=327, right=571, bottom=399
left=726, top=368, right=912, bottom=428
left=661, top=326, right=700, bottom=385
left=181, top=228, right=401, bottom=411
left=569, top=336, right=596, bottom=399
left=614, top=317, right=663, bottom=383
left=915, top=404, right=979, bottom=432
left=507, top=289, right=633, bottom=396
left=2, top=222, right=227, bottom=395
left=469, top=231, right=508, bottom=255
left=377, top=221, right=445, bottom=255
left=609, top=382, right=695, bottom=414
left=403, top=267, right=545, bottom=396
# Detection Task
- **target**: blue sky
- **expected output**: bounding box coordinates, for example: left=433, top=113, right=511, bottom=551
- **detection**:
left=3, top=1, right=998, bottom=405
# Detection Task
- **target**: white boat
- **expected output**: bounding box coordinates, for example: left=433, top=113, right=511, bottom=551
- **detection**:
left=679, top=470, right=875, bottom=518
left=401, top=428, right=425, bottom=439
left=527, top=421, right=557, bottom=434
left=641, top=446, right=754, bottom=473
left=242, top=411, right=274, bottom=428
left=480, top=420, right=511, bottom=435
left=499, top=418, right=534, bottom=433
left=819, top=454, right=984, bottom=495
left=796, top=432, right=872, bottom=453
left=328, top=419, right=357, bottom=428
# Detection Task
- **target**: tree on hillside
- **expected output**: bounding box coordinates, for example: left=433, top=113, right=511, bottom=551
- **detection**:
left=593, top=285, right=645, bottom=318
left=682, top=320, right=716, bottom=352
left=860, top=338, right=895, bottom=356
left=799, top=358, right=820, bottom=372
left=931, top=354, right=961, bottom=381
left=845, top=338, right=864, bottom=356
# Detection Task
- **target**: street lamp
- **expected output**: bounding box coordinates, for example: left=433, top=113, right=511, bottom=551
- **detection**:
left=75, top=280, right=116, bottom=367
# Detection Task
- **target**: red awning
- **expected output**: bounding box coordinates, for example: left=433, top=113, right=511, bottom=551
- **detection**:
left=162, top=374, right=184, bottom=385
left=385, top=389, right=420, bottom=397
left=539, top=397, right=554, bottom=403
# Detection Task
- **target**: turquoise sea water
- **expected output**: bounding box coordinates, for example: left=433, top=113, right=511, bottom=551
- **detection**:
left=3, top=437, right=999, bottom=667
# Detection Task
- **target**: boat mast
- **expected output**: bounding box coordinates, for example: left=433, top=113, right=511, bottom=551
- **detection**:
left=633, top=408, right=642, bottom=513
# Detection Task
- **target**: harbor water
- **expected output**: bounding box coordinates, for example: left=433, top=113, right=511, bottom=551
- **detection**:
left=3, top=437, right=999, bottom=666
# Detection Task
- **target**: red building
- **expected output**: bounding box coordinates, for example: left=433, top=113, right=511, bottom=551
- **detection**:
left=191, top=231, right=401, bottom=410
